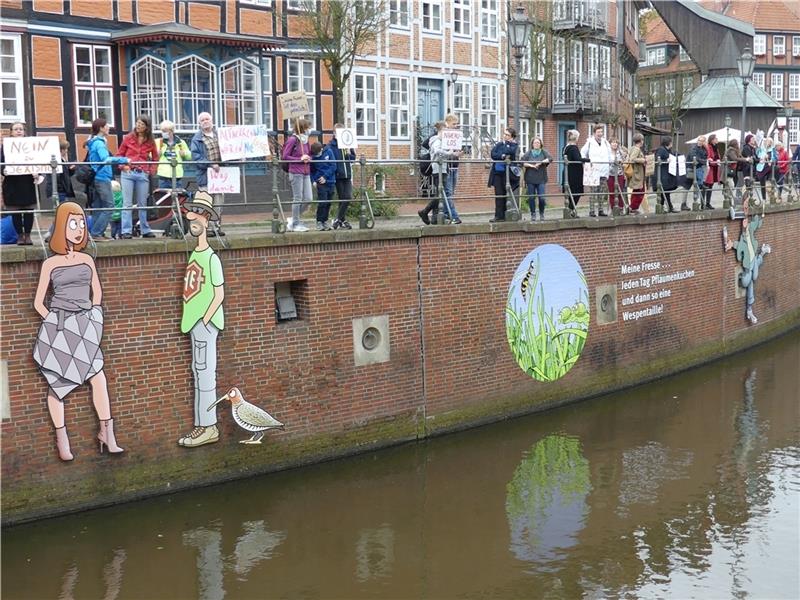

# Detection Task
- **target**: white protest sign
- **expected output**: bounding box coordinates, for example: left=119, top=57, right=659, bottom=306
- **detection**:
left=217, top=125, right=271, bottom=162
left=677, top=155, right=686, bottom=176
left=439, top=129, right=463, bottom=152
left=335, top=127, right=358, bottom=149
left=2, top=136, right=62, bottom=175
left=583, top=163, right=600, bottom=187
left=207, top=167, right=240, bottom=194
left=668, top=154, right=678, bottom=177
left=279, top=90, right=310, bottom=120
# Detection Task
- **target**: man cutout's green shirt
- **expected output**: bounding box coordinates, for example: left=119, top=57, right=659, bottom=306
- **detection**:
left=181, top=247, right=225, bottom=333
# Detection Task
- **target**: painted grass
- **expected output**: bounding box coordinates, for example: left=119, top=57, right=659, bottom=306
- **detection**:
left=506, top=264, right=589, bottom=382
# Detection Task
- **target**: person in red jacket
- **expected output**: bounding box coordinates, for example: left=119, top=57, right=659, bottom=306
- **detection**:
left=774, top=140, right=790, bottom=200
left=117, top=115, right=157, bottom=239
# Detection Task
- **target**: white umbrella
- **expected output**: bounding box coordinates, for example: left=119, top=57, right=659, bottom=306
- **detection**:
left=686, top=127, right=747, bottom=144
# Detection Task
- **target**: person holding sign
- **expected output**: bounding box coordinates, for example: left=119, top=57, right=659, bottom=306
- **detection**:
left=282, top=119, right=313, bottom=232
left=1, top=122, right=42, bottom=245
left=190, top=112, right=226, bottom=236
left=328, top=124, right=356, bottom=230
left=654, top=136, right=677, bottom=213
left=443, top=114, right=463, bottom=219
left=521, top=137, right=552, bottom=221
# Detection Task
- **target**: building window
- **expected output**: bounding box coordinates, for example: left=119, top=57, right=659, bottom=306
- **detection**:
left=520, top=45, right=532, bottom=80
left=131, top=56, right=167, bottom=129
left=388, top=0, right=409, bottom=28
left=388, top=76, right=409, bottom=138
left=570, top=40, right=583, bottom=86
left=646, top=47, right=665, bottom=66
left=422, top=1, right=441, bottom=32
left=286, top=0, right=303, bottom=9
left=773, top=35, right=785, bottom=57
left=353, top=73, right=376, bottom=138
left=172, top=55, right=215, bottom=131
left=286, top=58, right=315, bottom=130
left=587, top=43, right=598, bottom=84
left=262, top=59, right=273, bottom=129
left=753, top=34, right=766, bottom=56
left=480, top=83, right=498, bottom=138
left=481, top=0, right=498, bottom=41
left=664, top=78, right=675, bottom=104
left=535, top=33, right=546, bottom=81
left=788, top=117, right=799, bottom=145
left=752, top=72, right=765, bottom=90
left=220, top=59, right=261, bottom=126
left=453, top=81, right=471, bottom=129
left=519, top=118, right=529, bottom=152
left=679, top=46, right=689, bottom=62
left=789, top=73, right=800, bottom=102
left=453, top=0, right=471, bottom=37
left=534, top=119, right=543, bottom=142
left=0, top=34, right=24, bottom=121
left=600, top=45, right=611, bottom=90
left=241, top=0, right=272, bottom=5
left=553, top=37, right=566, bottom=101
left=682, top=74, right=693, bottom=95
left=770, top=73, right=783, bottom=101
left=649, top=80, right=660, bottom=106
left=793, top=36, right=800, bottom=57
left=619, top=63, right=625, bottom=96
left=74, top=44, right=114, bottom=127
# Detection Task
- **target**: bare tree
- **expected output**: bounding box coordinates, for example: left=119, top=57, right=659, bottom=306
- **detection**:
left=295, top=0, right=389, bottom=123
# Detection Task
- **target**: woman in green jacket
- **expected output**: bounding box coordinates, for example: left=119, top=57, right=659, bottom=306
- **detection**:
left=156, top=120, right=192, bottom=189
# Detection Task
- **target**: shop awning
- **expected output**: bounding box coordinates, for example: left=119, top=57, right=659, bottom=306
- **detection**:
left=111, top=23, right=285, bottom=50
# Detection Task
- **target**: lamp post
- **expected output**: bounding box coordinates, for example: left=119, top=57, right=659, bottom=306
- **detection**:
left=446, top=69, right=458, bottom=113
left=508, top=4, right=533, bottom=135
left=737, top=46, right=756, bottom=146
left=724, top=113, right=732, bottom=209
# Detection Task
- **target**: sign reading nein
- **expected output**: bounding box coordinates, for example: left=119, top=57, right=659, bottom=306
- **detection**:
left=619, top=261, right=695, bottom=322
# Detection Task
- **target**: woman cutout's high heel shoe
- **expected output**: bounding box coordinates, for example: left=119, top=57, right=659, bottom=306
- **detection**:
left=55, top=426, right=74, bottom=461
left=98, top=418, right=124, bottom=454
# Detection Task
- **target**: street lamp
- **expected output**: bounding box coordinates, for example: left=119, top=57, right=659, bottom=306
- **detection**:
left=508, top=4, right=533, bottom=135
left=737, top=46, right=756, bottom=146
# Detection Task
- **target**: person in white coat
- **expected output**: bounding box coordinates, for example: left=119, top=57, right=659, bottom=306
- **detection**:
left=580, top=125, right=612, bottom=217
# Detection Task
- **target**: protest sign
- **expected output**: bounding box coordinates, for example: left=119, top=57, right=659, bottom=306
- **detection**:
left=677, top=155, right=686, bottom=176
left=218, top=125, right=271, bottom=162
left=207, top=167, right=241, bottom=194
left=439, top=129, right=463, bottom=152
left=279, top=91, right=310, bottom=120
left=583, top=163, right=600, bottom=187
left=2, top=136, right=61, bottom=175
left=335, top=127, right=358, bottom=149
left=668, top=154, right=678, bottom=177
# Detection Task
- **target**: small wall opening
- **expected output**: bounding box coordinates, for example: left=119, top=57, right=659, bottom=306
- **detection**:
left=275, top=279, right=309, bottom=323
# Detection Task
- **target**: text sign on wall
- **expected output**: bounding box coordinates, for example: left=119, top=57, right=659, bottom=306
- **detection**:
left=207, top=167, right=241, bottom=194
left=335, top=127, right=358, bottom=149
left=2, top=136, right=61, bottom=175
left=217, top=125, right=271, bottom=162
left=619, top=260, right=696, bottom=322
left=439, top=130, right=463, bottom=152
left=279, top=91, right=310, bottom=120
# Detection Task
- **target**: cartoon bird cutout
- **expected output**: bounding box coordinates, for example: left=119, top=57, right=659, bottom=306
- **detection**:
left=209, top=387, right=284, bottom=444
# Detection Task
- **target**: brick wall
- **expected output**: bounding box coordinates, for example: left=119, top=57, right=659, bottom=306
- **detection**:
left=2, top=207, right=799, bottom=523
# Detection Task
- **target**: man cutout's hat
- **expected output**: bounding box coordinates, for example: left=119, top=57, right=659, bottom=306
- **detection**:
left=184, top=190, right=220, bottom=221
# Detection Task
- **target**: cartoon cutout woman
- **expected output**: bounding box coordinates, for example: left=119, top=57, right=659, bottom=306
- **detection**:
left=33, top=202, right=123, bottom=461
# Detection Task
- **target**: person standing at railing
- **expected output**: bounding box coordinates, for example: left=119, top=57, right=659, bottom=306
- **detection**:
left=310, top=141, right=337, bottom=231
left=580, top=124, right=612, bottom=217
left=702, top=134, right=721, bottom=210
left=521, top=137, right=551, bottom=221
left=774, top=140, right=790, bottom=200
left=626, top=134, right=646, bottom=214
left=688, top=136, right=708, bottom=207
left=741, top=134, right=757, bottom=191
left=562, top=129, right=589, bottom=217
left=754, top=137, right=773, bottom=202
left=726, top=139, right=749, bottom=200
left=1, top=122, right=43, bottom=245
left=117, top=114, right=157, bottom=239
left=654, top=136, right=678, bottom=213
left=792, top=143, right=800, bottom=186
left=328, top=124, right=356, bottom=230
left=155, top=120, right=192, bottom=190
left=423, top=121, right=463, bottom=224
left=444, top=114, right=463, bottom=221
left=281, top=118, right=312, bottom=232
left=190, top=112, right=226, bottom=237
left=44, top=140, right=76, bottom=242
left=607, top=138, right=626, bottom=214
left=488, top=127, right=520, bottom=222
left=86, top=118, right=130, bottom=242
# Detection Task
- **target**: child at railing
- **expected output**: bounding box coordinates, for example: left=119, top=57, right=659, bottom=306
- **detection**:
left=310, top=141, right=337, bottom=231
left=110, top=180, right=123, bottom=240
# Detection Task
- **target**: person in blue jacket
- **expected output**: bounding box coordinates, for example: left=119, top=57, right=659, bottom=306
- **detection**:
left=86, top=118, right=129, bottom=241
left=488, top=127, right=520, bottom=222
left=327, top=125, right=356, bottom=230
left=310, top=141, right=338, bottom=231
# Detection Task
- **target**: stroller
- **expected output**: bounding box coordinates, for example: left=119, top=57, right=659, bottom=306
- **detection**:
left=136, top=185, right=193, bottom=239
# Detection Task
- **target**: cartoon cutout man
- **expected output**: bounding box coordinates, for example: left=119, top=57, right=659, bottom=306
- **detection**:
left=723, top=208, right=771, bottom=325
left=178, top=191, right=225, bottom=447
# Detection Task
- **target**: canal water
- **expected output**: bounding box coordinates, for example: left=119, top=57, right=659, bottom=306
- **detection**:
left=3, top=332, right=799, bottom=599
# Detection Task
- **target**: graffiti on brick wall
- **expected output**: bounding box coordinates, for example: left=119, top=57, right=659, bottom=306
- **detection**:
left=32, top=202, right=124, bottom=461
left=505, top=244, right=589, bottom=382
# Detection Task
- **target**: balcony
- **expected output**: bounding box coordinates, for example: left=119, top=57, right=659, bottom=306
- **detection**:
left=552, top=81, right=610, bottom=115
left=552, top=0, right=607, bottom=32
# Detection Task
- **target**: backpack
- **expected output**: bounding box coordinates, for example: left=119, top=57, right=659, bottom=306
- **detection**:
left=75, top=145, right=96, bottom=187
left=418, top=134, right=435, bottom=176
left=281, top=136, right=297, bottom=173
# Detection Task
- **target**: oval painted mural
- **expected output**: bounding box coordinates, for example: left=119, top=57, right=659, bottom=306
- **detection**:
left=505, top=244, right=589, bottom=382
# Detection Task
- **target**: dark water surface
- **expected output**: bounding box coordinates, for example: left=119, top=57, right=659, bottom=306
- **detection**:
left=3, top=332, right=799, bottom=599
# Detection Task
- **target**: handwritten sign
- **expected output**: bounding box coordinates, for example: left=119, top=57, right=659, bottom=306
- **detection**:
left=218, top=125, right=271, bottom=162
left=439, top=129, right=463, bottom=152
left=668, top=154, right=677, bottom=177
left=677, top=155, right=686, bottom=176
left=207, top=167, right=240, bottom=194
left=279, top=91, right=310, bottom=120
left=583, top=163, right=600, bottom=187
left=335, top=127, right=358, bottom=149
left=2, top=136, right=61, bottom=175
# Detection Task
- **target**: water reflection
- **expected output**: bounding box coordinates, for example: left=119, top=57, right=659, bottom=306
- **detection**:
left=2, top=333, right=799, bottom=599
left=505, top=434, right=591, bottom=565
